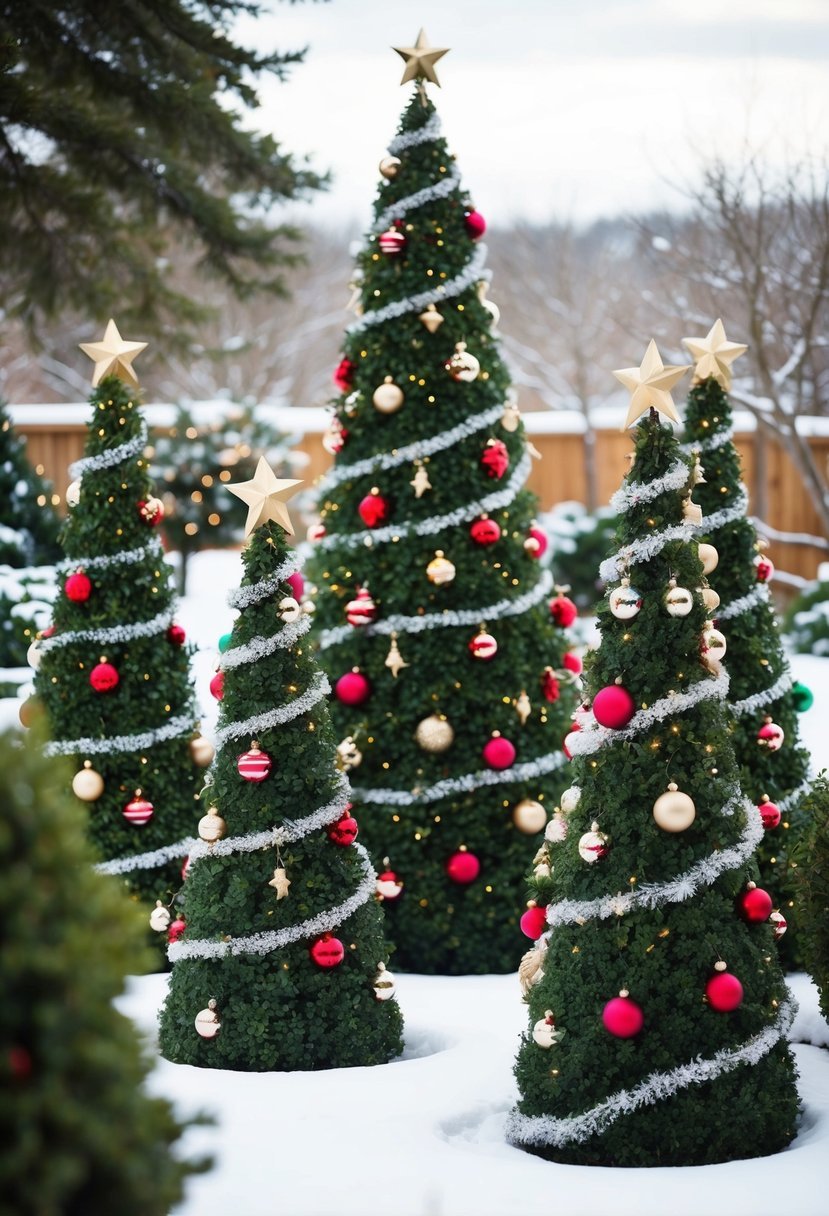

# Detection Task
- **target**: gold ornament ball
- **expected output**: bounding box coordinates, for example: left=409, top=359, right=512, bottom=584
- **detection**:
left=72, top=761, right=104, bottom=802
left=415, top=714, right=454, bottom=753
left=703, top=624, right=727, bottom=662
left=190, top=734, right=215, bottom=767
left=426, top=550, right=456, bottom=586
left=198, top=808, right=226, bottom=843
left=372, top=962, right=397, bottom=1001
left=512, top=798, right=547, bottom=834
left=698, top=543, right=719, bottom=574
left=652, top=782, right=696, bottom=833
left=18, top=696, right=42, bottom=729
left=379, top=155, right=401, bottom=180
left=372, top=376, right=404, bottom=414
left=701, top=586, right=720, bottom=612
left=65, top=478, right=82, bottom=508
left=194, top=999, right=221, bottom=1039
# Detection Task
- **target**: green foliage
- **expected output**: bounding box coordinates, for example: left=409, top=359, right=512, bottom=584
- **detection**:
left=0, top=2, right=325, bottom=340
left=784, top=574, right=829, bottom=655
left=33, top=376, right=203, bottom=958
left=544, top=500, right=617, bottom=608
left=795, top=774, right=829, bottom=1023
left=0, top=564, right=56, bottom=676
left=148, top=403, right=296, bottom=593
left=0, top=728, right=207, bottom=1216
left=511, top=414, right=799, bottom=1167
left=683, top=377, right=812, bottom=968
left=159, top=521, right=404, bottom=1070
left=305, top=92, right=578, bottom=975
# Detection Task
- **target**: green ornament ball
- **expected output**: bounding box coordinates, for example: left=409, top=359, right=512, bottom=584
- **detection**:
left=218, top=632, right=233, bottom=653
left=792, top=681, right=814, bottom=712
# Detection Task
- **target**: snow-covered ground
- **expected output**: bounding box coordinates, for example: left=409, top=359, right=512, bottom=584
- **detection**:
left=9, top=550, right=829, bottom=1216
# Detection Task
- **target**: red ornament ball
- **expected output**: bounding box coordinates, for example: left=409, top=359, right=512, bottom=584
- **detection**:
left=480, top=438, right=510, bottom=479
left=562, top=651, right=583, bottom=675
left=328, top=807, right=359, bottom=846
left=335, top=669, right=371, bottom=706
left=333, top=356, right=356, bottom=393
left=345, top=587, right=377, bottom=627
left=237, top=744, right=272, bottom=783
left=209, top=670, right=224, bottom=701
left=464, top=209, right=487, bottom=239
left=310, top=933, right=345, bottom=968
left=549, top=593, right=577, bottom=628
left=759, top=796, right=781, bottom=830
left=524, top=524, right=548, bottom=559
left=706, top=970, right=744, bottom=1012
left=470, top=516, right=501, bottom=545
left=446, top=850, right=480, bottom=884
left=755, top=555, right=775, bottom=583
left=65, top=571, right=92, bottom=603
left=378, top=227, right=407, bottom=256
left=757, top=720, right=785, bottom=751
left=89, top=661, right=119, bottom=693
left=137, top=497, right=164, bottom=526
left=286, top=571, right=304, bottom=601
left=123, top=791, right=154, bottom=826
left=602, top=993, right=644, bottom=1038
left=167, top=917, right=187, bottom=943
left=482, top=735, right=516, bottom=770
left=358, top=489, right=390, bottom=528
left=167, top=623, right=186, bottom=646
left=541, top=668, right=560, bottom=703
left=520, top=904, right=548, bottom=940
left=592, top=685, right=635, bottom=730
left=739, top=885, right=774, bottom=923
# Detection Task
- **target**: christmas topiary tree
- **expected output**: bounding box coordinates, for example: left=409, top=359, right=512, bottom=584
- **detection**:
left=159, top=462, right=403, bottom=1070
left=680, top=320, right=812, bottom=968
left=305, top=34, right=579, bottom=975
left=795, top=774, right=829, bottom=1023
left=507, top=346, right=799, bottom=1167
left=0, top=727, right=206, bottom=1214
left=32, top=322, right=207, bottom=958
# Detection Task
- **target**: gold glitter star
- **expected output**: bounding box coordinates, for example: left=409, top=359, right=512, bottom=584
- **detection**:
left=410, top=461, right=432, bottom=497
left=613, top=340, right=691, bottom=430
left=682, top=319, right=747, bottom=389
left=393, top=29, right=449, bottom=87
left=268, top=866, right=291, bottom=899
left=79, top=319, right=147, bottom=387
left=227, top=457, right=302, bottom=537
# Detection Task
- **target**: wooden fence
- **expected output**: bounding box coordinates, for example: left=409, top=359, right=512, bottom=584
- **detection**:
left=10, top=404, right=829, bottom=587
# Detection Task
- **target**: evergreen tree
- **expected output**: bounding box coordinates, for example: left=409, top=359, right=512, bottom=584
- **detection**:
left=507, top=356, right=799, bottom=1167
left=159, top=461, right=403, bottom=1070
left=0, top=727, right=206, bottom=1216
left=305, top=37, right=579, bottom=975
left=32, top=323, right=206, bottom=959
left=0, top=399, right=61, bottom=567
left=681, top=320, right=812, bottom=968
left=795, top=774, right=829, bottom=1023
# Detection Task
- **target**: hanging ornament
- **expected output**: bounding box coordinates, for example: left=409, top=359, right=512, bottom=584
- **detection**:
left=137, top=497, right=164, bottom=527
left=549, top=590, right=577, bottom=628
left=194, top=999, right=221, bottom=1039
left=71, top=760, right=104, bottom=802
left=378, top=227, right=407, bottom=256
left=757, top=719, right=785, bottom=751
left=523, top=523, right=548, bottom=559
left=560, top=785, right=581, bottom=814
left=372, top=376, right=404, bottom=414
left=328, top=808, right=359, bottom=846
left=664, top=578, right=693, bottom=616
left=478, top=280, right=501, bottom=327
left=697, top=543, right=719, bottom=574
left=418, top=303, right=444, bottom=333
left=520, top=903, right=548, bottom=940
left=26, top=637, right=43, bottom=668
left=562, top=720, right=582, bottom=759
left=592, top=684, right=635, bottom=730
left=198, top=807, right=226, bottom=843
left=562, top=651, right=583, bottom=676
left=470, top=515, right=501, bottom=545
left=415, top=714, right=454, bottom=753
left=372, top=962, right=397, bottom=1001
left=545, top=810, right=567, bottom=843
left=190, top=734, right=215, bottom=766
left=345, top=586, right=377, bottom=627
left=90, top=660, right=119, bottom=693
left=277, top=596, right=302, bottom=624
left=237, top=742, right=273, bottom=783
left=739, top=882, right=773, bottom=923
left=682, top=496, right=703, bottom=526
left=333, top=356, right=356, bottom=393
left=464, top=209, right=487, bottom=239
left=335, top=736, right=363, bottom=772
left=65, top=478, right=81, bottom=508
left=792, top=681, right=814, bottom=712
left=445, top=341, right=480, bottom=383
left=513, top=798, right=546, bottom=834
left=168, top=916, right=187, bottom=943
left=700, top=586, right=720, bottom=613
left=602, top=990, right=644, bottom=1038
left=410, top=459, right=432, bottom=497
left=652, top=783, right=696, bottom=832
left=701, top=622, right=727, bottom=666
left=268, top=866, right=291, bottom=900
left=167, top=623, right=186, bottom=646
left=758, top=795, right=781, bottom=830
left=540, top=668, right=560, bottom=703
left=482, top=733, right=516, bottom=770
left=446, top=849, right=480, bottom=884
left=501, top=403, right=521, bottom=434
left=519, top=940, right=547, bottom=995
left=307, top=522, right=326, bottom=543
left=480, top=437, right=509, bottom=479
left=469, top=627, right=498, bottom=660
left=376, top=867, right=404, bottom=901
left=335, top=668, right=371, bottom=706
left=378, top=154, right=401, bottom=179
left=426, top=550, right=456, bottom=585
left=532, top=1010, right=563, bottom=1048
left=123, top=789, right=154, bottom=826
left=578, top=822, right=609, bottom=863
left=609, top=578, right=642, bottom=620
left=691, top=453, right=706, bottom=485
left=384, top=632, right=409, bottom=677
left=65, top=570, right=92, bottom=603
left=358, top=487, right=390, bottom=528
left=18, top=697, right=42, bottom=729
left=514, top=689, right=532, bottom=725
left=322, top=416, right=348, bottom=455
left=706, top=963, right=743, bottom=1012
left=286, top=571, right=304, bottom=601
left=310, top=934, right=345, bottom=968
left=149, top=901, right=171, bottom=933
left=769, top=910, right=788, bottom=939
left=218, top=632, right=233, bottom=653
left=209, top=670, right=224, bottom=701
left=755, top=555, right=775, bottom=583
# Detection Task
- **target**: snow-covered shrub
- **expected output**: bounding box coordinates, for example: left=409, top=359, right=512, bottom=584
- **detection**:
left=540, top=500, right=617, bottom=608
left=0, top=564, right=57, bottom=675
left=784, top=564, right=829, bottom=655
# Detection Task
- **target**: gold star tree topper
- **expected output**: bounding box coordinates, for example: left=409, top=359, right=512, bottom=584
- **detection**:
left=682, top=318, right=748, bottom=389
left=613, top=339, right=691, bottom=430
left=79, top=319, right=148, bottom=388
left=227, top=456, right=302, bottom=537
left=393, top=29, right=449, bottom=87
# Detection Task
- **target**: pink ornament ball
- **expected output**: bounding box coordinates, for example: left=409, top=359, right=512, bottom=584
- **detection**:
left=706, top=970, right=744, bottom=1012
left=526, top=525, right=548, bottom=559
left=562, top=651, right=583, bottom=675
left=739, top=886, right=774, bottom=923
left=464, top=209, right=487, bottom=239
left=65, top=571, right=92, bottom=603
left=446, top=850, right=480, bottom=884
left=335, top=669, right=371, bottom=706
left=520, top=905, right=548, bottom=940
left=209, top=671, right=224, bottom=701
left=287, top=571, right=304, bottom=601
left=310, top=934, right=345, bottom=968
left=549, top=594, right=577, bottom=628
left=759, top=797, right=781, bottom=830
left=592, top=685, right=635, bottom=730
left=482, top=735, right=516, bottom=770
left=167, top=917, right=187, bottom=943
left=89, top=661, right=119, bottom=693
left=602, top=994, right=644, bottom=1038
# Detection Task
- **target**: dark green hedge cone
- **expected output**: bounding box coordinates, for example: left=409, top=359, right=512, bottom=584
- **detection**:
left=794, top=774, right=829, bottom=1022
left=0, top=729, right=207, bottom=1216
left=508, top=405, right=799, bottom=1167
left=159, top=468, right=404, bottom=1070
left=305, top=73, right=579, bottom=976
left=33, top=335, right=204, bottom=967
left=680, top=331, right=812, bottom=970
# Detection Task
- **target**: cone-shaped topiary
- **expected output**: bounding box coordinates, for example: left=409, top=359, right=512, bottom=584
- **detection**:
left=795, top=773, right=829, bottom=1023
left=508, top=400, right=799, bottom=1167
left=159, top=464, right=404, bottom=1069
left=0, top=727, right=206, bottom=1215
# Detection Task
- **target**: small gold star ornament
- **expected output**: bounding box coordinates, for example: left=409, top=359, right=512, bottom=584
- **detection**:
left=410, top=460, right=432, bottom=498
left=227, top=457, right=302, bottom=537
left=682, top=319, right=747, bottom=389
left=269, top=866, right=291, bottom=900
left=79, top=319, right=147, bottom=387
left=613, top=340, right=691, bottom=430
left=393, top=29, right=449, bottom=87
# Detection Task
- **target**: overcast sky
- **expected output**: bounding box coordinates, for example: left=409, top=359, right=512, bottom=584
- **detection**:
left=237, top=0, right=829, bottom=228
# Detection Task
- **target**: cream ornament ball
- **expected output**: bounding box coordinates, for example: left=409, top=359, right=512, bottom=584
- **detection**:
left=415, top=714, right=454, bottom=753
left=702, top=623, right=727, bottom=665
left=544, top=811, right=567, bottom=843
left=71, top=760, right=104, bottom=802
left=194, top=999, right=221, bottom=1039
left=578, top=822, right=609, bottom=863
left=698, top=543, right=719, bottom=575
left=609, top=578, right=642, bottom=620
left=700, top=586, right=720, bottom=613
left=426, top=550, right=456, bottom=586
left=445, top=341, right=480, bottom=383
left=372, top=962, right=397, bottom=1001
left=372, top=376, right=405, bottom=414
left=512, top=798, right=547, bottom=834
left=468, top=628, right=498, bottom=660
left=65, top=478, right=82, bottom=508
left=278, top=596, right=302, bottom=623
left=559, top=785, right=581, bottom=815
left=26, top=638, right=43, bottom=669
left=664, top=579, right=694, bottom=617
left=149, top=901, right=171, bottom=933
left=532, top=1010, right=563, bottom=1048
left=378, top=155, right=401, bottom=179
left=198, top=807, right=226, bottom=843
left=652, top=782, right=696, bottom=832
left=190, top=734, right=215, bottom=767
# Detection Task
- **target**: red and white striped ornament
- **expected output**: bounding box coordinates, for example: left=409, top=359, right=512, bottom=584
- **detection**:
left=237, top=742, right=272, bottom=783
left=468, top=628, right=498, bottom=660
left=123, top=789, right=154, bottom=826
left=378, top=227, right=407, bottom=256
left=346, top=587, right=377, bottom=627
